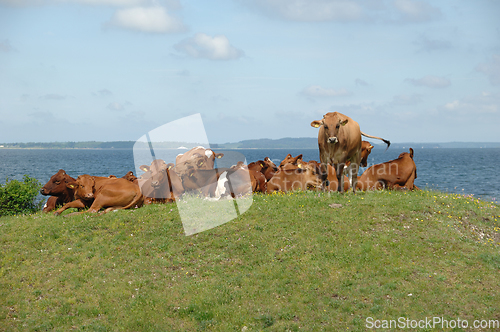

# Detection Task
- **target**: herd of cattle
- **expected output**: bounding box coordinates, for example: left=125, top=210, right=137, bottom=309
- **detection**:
left=39, top=112, right=418, bottom=216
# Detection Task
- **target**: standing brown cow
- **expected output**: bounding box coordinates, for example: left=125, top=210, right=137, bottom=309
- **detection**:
left=311, top=112, right=390, bottom=192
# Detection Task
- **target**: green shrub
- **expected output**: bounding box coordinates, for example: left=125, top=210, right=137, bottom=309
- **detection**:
left=0, top=175, right=44, bottom=216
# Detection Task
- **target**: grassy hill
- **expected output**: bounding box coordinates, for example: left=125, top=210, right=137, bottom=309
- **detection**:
left=1, top=190, right=499, bottom=331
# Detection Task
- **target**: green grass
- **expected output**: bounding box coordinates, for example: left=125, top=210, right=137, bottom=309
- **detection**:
left=1, top=190, right=499, bottom=331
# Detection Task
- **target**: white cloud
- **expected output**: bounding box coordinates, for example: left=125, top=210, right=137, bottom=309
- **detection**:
left=440, top=91, right=499, bottom=114
left=405, top=75, right=451, bottom=88
left=301, top=85, right=350, bottom=98
left=444, top=100, right=460, bottom=110
left=476, top=54, right=500, bottom=86
left=174, top=33, right=244, bottom=61
left=392, top=0, right=442, bottom=23
left=107, top=6, right=186, bottom=33
left=107, top=102, right=125, bottom=111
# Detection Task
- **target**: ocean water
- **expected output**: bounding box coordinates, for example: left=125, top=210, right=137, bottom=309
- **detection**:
left=0, top=147, right=499, bottom=202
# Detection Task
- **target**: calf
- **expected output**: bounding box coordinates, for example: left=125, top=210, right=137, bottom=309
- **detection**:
left=54, top=175, right=143, bottom=215
left=356, top=148, right=417, bottom=191
left=40, top=169, right=77, bottom=212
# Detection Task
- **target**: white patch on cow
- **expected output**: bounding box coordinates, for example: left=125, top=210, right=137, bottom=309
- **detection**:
left=215, top=171, right=228, bottom=198
left=176, top=153, right=184, bottom=158
left=205, top=150, right=213, bottom=158
left=43, top=203, right=47, bottom=209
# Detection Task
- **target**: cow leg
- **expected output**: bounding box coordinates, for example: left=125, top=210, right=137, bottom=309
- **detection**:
left=54, top=199, right=87, bottom=216
left=319, top=162, right=329, bottom=190
left=336, top=163, right=344, bottom=193
left=350, top=162, right=359, bottom=193
left=42, top=196, right=59, bottom=212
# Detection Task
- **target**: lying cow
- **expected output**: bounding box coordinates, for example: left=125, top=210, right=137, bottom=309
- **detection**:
left=266, top=162, right=322, bottom=193
left=54, top=175, right=143, bottom=215
left=308, top=160, right=350, bottom=192
left=360, top=141, right=374, bottom=167
left=40, top=169, right=77, bottom=212
left=356, top=148, right=417, bottom=191
left=138, top=159, right=184, bottom=203
left=175, top=146, right=224, bottom=169
left=231, top=162, right=267, bottom=193
left=248, top=157, right=278, bottom=181
left=279, top=154, right=303, bottom=168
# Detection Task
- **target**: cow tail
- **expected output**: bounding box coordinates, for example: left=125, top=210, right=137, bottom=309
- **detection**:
left=360, top=132, right=391, bottom=150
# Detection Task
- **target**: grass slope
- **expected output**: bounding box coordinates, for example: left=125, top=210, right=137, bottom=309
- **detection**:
left=1, top=190, right=499, bottom=331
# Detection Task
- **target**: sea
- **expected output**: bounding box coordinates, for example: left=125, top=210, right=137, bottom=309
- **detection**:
left=0, top=147, right=499, bottom=203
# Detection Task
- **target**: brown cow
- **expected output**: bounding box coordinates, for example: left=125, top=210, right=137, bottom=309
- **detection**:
left=248, top=157, right=278, bottom=181
left=122, top=171, right=138, bottom=184
left=279, top=154, right=303, bottom=168
left=360, top=141, right=374, bottom=167
left=40, top=169, right=77, bottom=212
left=266, top=163, right=322, bottom=193
left=54, top=175, right=143, bottom=215
left=311, top=112, right=390, bottom=192
left=175, top=146, right=224, bottom=169
left=231, top=162, right=267, bottom=193
left=356, top=148, right=417, bottom=191
left=138, top=159, right=184, bottom=203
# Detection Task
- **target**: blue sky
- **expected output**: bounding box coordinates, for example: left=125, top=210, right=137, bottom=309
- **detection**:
left=1, top=0, right=499, bottom=144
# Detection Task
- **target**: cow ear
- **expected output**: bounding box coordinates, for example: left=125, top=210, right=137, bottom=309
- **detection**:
left=340, top=119, right=348, bottom=126
left=311, top=120, right=322, bottom=128
left=140, top=165, right=149, bottom=172
left=67, top=182, right=77, bottom=189
left=216, top=153, right=224, bottom=159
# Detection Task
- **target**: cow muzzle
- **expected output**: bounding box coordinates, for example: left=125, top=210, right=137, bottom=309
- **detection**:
left=327, top=137, right=338, bottom=144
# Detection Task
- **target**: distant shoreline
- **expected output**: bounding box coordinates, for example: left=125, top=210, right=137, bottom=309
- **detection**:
left=1, top=139, right=499, bottom=150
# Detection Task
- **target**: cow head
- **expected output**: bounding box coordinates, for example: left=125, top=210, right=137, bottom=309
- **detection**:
left=279, top=154, right=303, bottom=168
left=311, top=113, right=349, bottom=145
left=122, top=171, right=138, bottom=183
left=40, top=169, right=73, bottom=196
left=145, top=159, right=171, bottom=189
left=360, top=141, right=374, bottom=167
left=67, top=174, right=95, bottom=200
